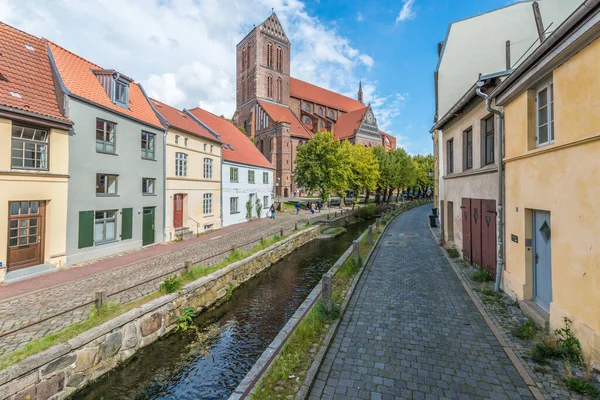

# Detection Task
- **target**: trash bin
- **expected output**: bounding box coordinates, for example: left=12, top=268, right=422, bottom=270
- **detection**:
left=432, top=208, right=438, bottom=217
left=429, top=214, right=437, bottom=227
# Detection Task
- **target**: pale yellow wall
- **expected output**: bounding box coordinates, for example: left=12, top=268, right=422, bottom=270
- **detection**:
left=0, top=118, right=70, bottom=272
left=503, top=38, right=600, bottom=363
left=165, top=127, right=221, bottom=238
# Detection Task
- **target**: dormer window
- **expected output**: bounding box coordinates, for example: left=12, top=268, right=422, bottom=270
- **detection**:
left=113, top=78, right=129, bottom=108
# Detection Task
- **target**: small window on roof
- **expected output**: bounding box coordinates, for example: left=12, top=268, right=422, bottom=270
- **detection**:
left=228, top=144, right=234, bottom=150
left=113, top=78, right=129, bottom=108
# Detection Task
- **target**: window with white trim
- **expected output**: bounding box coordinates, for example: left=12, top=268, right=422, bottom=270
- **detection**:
left=536, top=82, right=554, bottom=147
left=96, top=174, right=118, bottom=195
left=203, top=193, right=212, bottom=214
left=113, top=79, right=129, bottom=108
left=11, top=125, right=49, bottom=170
left=175, top=152, right=188, bottom=177
left=141, top=131, right=155, bottom=160
left=96, top=119, right=116, bottom=153
left=230, top=197, right=239, bottom=214
left=230, top=167, right=239, bottom=182
left=142, top=178, right=155, bottom=194
left=263, top=172, right=269, bottom=184
left=204, top=158, right=213, bottom=179
left=263, top=196, right=269, bottom=208
left=94, top=210, right=117, bottom=243
left=248, top=170, right=255, bottom=184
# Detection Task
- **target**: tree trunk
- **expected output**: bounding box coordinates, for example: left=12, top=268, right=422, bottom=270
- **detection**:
left=365, top=188, right=371, bottom=204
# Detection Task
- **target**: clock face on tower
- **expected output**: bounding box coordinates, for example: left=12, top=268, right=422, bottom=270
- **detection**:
left=366, top=112, right=374, bottom=123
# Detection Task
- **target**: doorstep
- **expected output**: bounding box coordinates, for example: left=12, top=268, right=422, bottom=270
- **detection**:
left=3, top=264, right=58, bottom=285
left=520, top=300, right=550, bottom=332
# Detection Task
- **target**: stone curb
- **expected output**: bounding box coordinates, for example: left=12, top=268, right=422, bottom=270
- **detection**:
left=427, top=222, right=545, bottom=400
left=0, top=226, right=320, bottom=390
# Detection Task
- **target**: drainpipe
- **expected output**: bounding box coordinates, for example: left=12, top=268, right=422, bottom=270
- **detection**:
left=163, top=129, right=168, bottom=243
left=476, top=85, right=504, bottom=292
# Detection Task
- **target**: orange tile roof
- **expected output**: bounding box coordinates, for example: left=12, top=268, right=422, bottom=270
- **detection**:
left=290, top=77, right=365, bottom=113
left=188, top=107, right=273, bottom=170
left=150, top=98, right=219, bottom=143
left=0, top=22, right=70, bottom=123
left=257, top=100, right=313, bottom=139
left=333, top=107, right=368, bottom=140
left=48, top=42, right=162, bottom=129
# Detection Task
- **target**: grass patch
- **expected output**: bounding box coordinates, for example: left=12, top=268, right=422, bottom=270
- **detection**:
left=471, top=269, right=493, bottom=283
left=160, top=276, right=183, bottom=294
left=565, top=378, right=600, bottom=398
left=447, top=247, right=460, bottom=258
left=511, top=319, right=539, bottom=340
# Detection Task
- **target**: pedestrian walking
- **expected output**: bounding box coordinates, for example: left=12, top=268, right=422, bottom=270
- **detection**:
left=317, top=200, right=322, bottom=213
left=296, top=201, right=301, bottom=215
left=310, top=202, right=316, bottom=214
left=269, top=203, right=276, bottom=219
left=293, top=190, right=297, bottom=198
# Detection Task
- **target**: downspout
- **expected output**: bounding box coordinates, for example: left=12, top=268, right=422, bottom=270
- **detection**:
left=163, top=129, right=168, bottom=243
left=476, top=86, right=504, bottom=292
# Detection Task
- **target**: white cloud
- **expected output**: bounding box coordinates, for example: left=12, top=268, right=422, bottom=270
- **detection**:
left=356, top=12, right=364, bottom=21
left=396, top=0, right=416, bottom=23
left=359, top=54, right=374, bottom=68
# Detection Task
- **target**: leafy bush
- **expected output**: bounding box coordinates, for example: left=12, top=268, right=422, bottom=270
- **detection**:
left=173, top=306, right=196, bottom=332
left=357, top=204, right=377, bottom=220
left=565, top=378, right=600, bottom=399
left=531, top=339, right=563, bottom=365
left=245, top=200, right=253, bottom=220
left=447, top=247, right=460, bottom=258
left=555, top=317, right=584, bottom=364
left=471, top=269, right=493, bottom=283
left=160, top=276, right=183, bottom=294
left=255, top=200, right=263, bottom=219
left=511, top=319, right=539, bottom=340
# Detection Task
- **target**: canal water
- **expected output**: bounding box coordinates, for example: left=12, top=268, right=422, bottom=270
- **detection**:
left=74, top=220, right=372, bottom=400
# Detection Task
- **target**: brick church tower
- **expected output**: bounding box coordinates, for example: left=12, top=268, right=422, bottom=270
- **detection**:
left=234, top=12, right=291, bottom=138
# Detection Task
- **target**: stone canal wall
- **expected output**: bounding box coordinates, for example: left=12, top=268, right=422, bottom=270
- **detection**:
left=0, top=226, right=320, bottom=400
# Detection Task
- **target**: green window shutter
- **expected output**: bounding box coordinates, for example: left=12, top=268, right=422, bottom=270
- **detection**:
left=78, top=211, right=94, bottom=249
left=121, top=208, right=133, bottom=240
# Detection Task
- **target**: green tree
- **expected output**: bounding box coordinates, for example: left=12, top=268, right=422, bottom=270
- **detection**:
left=373, top=147, right=394, bottom=203
left=294, top=131, right=349, bottom=202
left=391, top=148, right=417, bottom=202
left=412, top=154, right=434, bottom=193
left=341, top=141, right=380, bottom=208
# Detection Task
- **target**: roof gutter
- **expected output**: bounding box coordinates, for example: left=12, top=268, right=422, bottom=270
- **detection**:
left=184, top=109, right=222, bottom=142
left=0, top=105, right=72, bottom=130
left=430, top=84, right=478, bottom=132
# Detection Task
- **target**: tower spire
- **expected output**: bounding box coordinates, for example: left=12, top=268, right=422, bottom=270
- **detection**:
left=358, top=80, right=364, bottom=104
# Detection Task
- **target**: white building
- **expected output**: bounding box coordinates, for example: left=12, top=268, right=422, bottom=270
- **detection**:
left=188, top=108, right=274, bottom=227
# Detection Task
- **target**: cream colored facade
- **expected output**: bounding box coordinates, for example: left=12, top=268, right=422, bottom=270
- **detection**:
left=165, top=127, right=222, bottom=240
left=500, top=35, right=600, bottom=364
left=0, top=117, right=70, bottom=281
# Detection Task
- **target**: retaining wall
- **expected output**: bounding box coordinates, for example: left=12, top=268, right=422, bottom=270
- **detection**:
left=0, top=227, right=320, bottom=400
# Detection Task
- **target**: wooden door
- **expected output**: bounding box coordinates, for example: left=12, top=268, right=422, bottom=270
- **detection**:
left=481, top=199, right=497, bottom=279
left=8, top=201, right=45, bottom=271
left=533, top=211, right=552, bottom=311
left=461, top=198, right=471, bottom=262
left=470, top=199, right=482, bottom=268
left=173, top=194, right=184, bottom=228
left=142, top=207, right=155, bottom=246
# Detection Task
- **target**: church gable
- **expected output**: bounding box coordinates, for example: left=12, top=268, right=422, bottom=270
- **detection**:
left=355, top=107, right=383, bottom=146
left=259, top=13, right=289, bottom=42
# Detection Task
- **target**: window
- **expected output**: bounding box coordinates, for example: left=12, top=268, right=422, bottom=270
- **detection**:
left=204, top=158, right=213, bottom=179
left=267, top=43, right=273, bottom=68
left=8, top=201, right=40, bottom=247
left=537, top=82, right=554, bottom=146
left=267, top=75, right=273, bottom=98
left=230, top=167, right=239, bottom=182
left=303, top=116, right=311, bottom=124
left=242, top=48, right=247, bottom=70
left=248, top=170, right=255, bottom=184
left=96, top=119, right=116, bottom=153
left=96, top=174, right=117, bottom=195
left=483, top=116, right=494, bottom=165
left=329, top=110, right=335, bottom=119
left=317, top=107, right=323, bottom=116
left=113, top=79, right=129, bottom=108
left=304, top=103, right=310, bottom=112
left=203, top=193, right=212, bottom=214
left=204, top=223, right=214, bottom=230
left=211, top=145, right=214, bottom=153
left=141, top=131, right=155, bottom=160
left=276, top=46, right=282, bottom=71
left=142, top=178, right=155, bottom=195
left=175, top=152, right=188, bottom=177
left=463, top=128, right=473, bottom=170
left=184, top=138, right=189, bottom=147
left=230, top=197, right=239, bottom=214
left=175, top=135, right=179, bottom=145
left=204, top=143, right=207, bottom=151
left=263, top=195, right=269, bottom=208
left=446, top=139, right=454, bottom=174
left=277, top=78, right=282, bottom=102
left=11, top=125, right=49, bottom=170
left=263, top=172, right=269, bottom=184
left=94, top=210, right=117, bottom=243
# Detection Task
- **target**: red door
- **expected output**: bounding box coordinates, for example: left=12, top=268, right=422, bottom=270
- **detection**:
left=461, top=198, right=471, bottom=263
left=470, top=199, right=483, bottom=268
left=173, top=194, right=184, bottom=228
left=481, top=199, right=497, bottom=279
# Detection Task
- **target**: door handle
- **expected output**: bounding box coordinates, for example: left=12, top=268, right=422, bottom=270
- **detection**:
left=534, top=253, right=539, bottom=264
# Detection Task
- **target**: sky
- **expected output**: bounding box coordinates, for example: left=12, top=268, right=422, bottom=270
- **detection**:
left=1, top=0, right=526, bottom=155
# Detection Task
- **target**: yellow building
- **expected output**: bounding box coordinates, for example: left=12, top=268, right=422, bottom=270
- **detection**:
left=150, top=99, right=222, bottom=240
left=492, top=3, right=600, bottom=364
left=0, top=22, right=73, bottom=283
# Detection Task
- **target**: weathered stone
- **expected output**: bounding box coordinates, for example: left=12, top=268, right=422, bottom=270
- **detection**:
left=40, top=354, right=76, bottom=377
left=121, top=323, right=138, bottom=350
left=66, top=373, right=87, bottom=388
left=36, top=373, right=64, bottom=400
left=0, top=371, right=38, bottom=399
left=140, top=313, right=162, bottom=337
left=99, top=331, right=122, bottom=360
left=7, top=385, right=35, bottom=400
left=75, top=348, right=98, bottom=372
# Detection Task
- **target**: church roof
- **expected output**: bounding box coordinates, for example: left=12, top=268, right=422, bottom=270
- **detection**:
left=290, top=77, right=365, bottom=113
left=333, top=107, right=369, bottom=140
left=188, top=107, right=274, bottom=170
left=257, top=100, right=313, bottom=139
left=150, top=98, right=220, bottom=143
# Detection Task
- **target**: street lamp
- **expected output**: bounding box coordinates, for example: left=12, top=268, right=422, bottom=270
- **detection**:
left=428, top=169, right=433, bottom=178
left=276, top=177, right=281, bottom=205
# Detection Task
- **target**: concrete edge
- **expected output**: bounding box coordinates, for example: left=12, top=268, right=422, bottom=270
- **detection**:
left=427, top=222, right=545, bottom=400
left=0, top=226, right=320, bottom=387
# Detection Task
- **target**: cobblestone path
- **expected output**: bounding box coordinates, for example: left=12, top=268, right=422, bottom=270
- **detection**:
left=0, top=208, right=341, bottom=357
left=310, top=205, right=534, bottom=400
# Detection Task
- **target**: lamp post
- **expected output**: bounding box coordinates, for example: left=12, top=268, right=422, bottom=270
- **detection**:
left=428, top=169, right=433, bottom=178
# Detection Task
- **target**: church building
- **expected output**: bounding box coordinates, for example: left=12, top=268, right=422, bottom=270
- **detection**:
left=233, top=13, right=396, bottom=197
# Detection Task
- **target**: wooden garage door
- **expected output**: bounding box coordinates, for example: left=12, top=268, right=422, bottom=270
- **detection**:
left=481, top=199, right=497, bottom=279
left=461, top=198, right=471, bottom=263
left=470, top=199, right=482, bottom=268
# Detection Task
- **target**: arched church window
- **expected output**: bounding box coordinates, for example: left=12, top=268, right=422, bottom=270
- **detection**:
left=247, top=44, right=251, bottom=68
left=329, top=110, right=334, bottom=118
left=303, top=116, right=311, bottom=124
left=276, top=47, right=282, bottom=71
left=267, top=43, right=273, bottom=68
left=317, top=107, right=323, bottom=115
left=267, top=75, right=273, bottom=98
left=277, top=78, right=282, bottom=102
left=242, top=48, right=247, bottom=70
left=304, top=103, right=310, bottom=112
left=241, top=76, right=245, bottom=100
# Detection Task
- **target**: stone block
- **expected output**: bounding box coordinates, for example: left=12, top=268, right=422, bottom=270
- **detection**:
left=140, top=313, right=162, bottom=337
left=66, top=373, right=86, bottom=388
left=0, top=371, right=38, bottom=399
left=99, top=331, right=122, bottom=360
left=8, top=385, right=35, bottom=400
left=40, top=354, right=76, bottom=378
left=36, top=373, right=64, bottom=400
left=75, top=348, right=98, bottom=372
left=121, top=323, right=138, bottom=350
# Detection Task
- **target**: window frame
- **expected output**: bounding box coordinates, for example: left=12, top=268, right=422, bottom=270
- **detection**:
left=141, top=131, right=156, bottom=160
left=536, top=81, right=555, bottom=147
left=96, top=119, right=117, bottom=154
left=263, top=195, right=269, bottom=209
left=463, top=127, right=473, bottom=171
left=446, top=139, right=454, bottom=174
left=96, top=173, right=118, bottom=196
left=10, top=125, right=50, bottom=170
left=113, top=78, right=129, bottom=108
left=267, top=42, right=273, bottom=68
left=230, top=197, right=239, bottom=214
left=94, top=210, right=118, bottom=244
left=248, top=170, right=255, bottom=184
left=263, top=172, right=269, bottom=184
left=203, top=158, right=213, bottom=179
left=483, top=115, right=495, bottom=165
left=175, top=152, right=188, bottom=177
left=203, top=193, right=212, bottom=215
left=230, top=167, right=239, bottom=183
left=142, top=178, right=156, bottom=195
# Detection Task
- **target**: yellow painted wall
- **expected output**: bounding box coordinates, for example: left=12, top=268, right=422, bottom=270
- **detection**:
left=503, top=38, right=600, bottom=363
left=165, top=127, right=222, bottom=239
left=0, top=118, right=70, bottom=276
